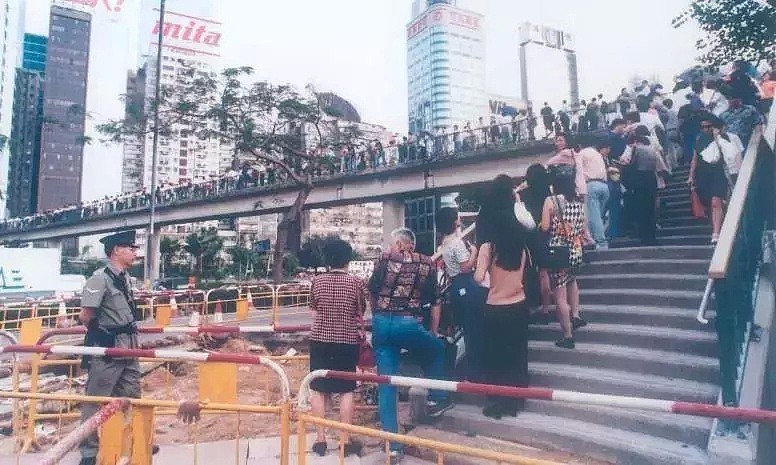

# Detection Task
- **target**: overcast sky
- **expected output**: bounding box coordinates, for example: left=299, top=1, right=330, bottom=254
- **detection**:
left=27, top=0, right=702, bottom=134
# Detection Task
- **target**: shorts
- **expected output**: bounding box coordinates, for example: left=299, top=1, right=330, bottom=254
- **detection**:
left=309, top=341, right=360, bottom=393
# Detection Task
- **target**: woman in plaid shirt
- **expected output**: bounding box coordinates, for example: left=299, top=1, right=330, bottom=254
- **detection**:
left=308, top=239, right=368, bottom=457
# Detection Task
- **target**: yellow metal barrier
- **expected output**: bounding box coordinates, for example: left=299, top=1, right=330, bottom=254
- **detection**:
left=296, top=414, right=564, bottom=465
left=274, top=283, right=312, bottom=326
left=0, top=390, right=287, bottom=465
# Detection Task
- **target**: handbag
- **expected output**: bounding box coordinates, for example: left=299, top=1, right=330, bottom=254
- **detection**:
left=355, top=294, right=375, bottom=369
left=542, top=196, right=573, bottom=270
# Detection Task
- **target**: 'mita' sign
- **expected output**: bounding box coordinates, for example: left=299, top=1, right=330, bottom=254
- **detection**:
left=150, top=10, right=222, bottom=58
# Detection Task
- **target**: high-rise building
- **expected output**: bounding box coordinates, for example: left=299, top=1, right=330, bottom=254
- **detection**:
left=121, top=67, right=147, bottom=193
left=307, top=204, right=384, bottom=259
left=36, top=5, right=91, bottom=212
left=22, top=34, right=47, bottom=73
left=140, top=55, right=228, bottom=187
left=7, top=34, right=48, bottom=218
left=406, top=0, right=486, bottom=134
left=0, top=0, right=25, bottom=218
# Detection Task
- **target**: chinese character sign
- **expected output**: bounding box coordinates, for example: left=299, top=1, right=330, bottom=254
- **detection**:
left=407, top=5, right=483, bottom=40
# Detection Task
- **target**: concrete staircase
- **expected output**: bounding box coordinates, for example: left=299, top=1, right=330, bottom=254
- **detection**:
left=437, top=165, right=721, bottom=464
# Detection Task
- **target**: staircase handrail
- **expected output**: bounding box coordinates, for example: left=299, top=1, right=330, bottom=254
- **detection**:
left=698, top=97, right=775, bottom=412
left=707, top=125, right=766, bottom=280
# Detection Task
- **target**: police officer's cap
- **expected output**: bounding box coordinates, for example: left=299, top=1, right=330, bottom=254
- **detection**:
left=99, top=231, right=139, bottom=250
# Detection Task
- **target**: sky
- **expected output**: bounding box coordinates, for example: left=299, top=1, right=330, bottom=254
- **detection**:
left=24, top=0, right=703, bottom=200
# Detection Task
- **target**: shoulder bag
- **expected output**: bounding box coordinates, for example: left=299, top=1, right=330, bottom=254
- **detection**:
left=541, top=196, right=573, bottom=270
left=355, top=287, right=375, bottom=369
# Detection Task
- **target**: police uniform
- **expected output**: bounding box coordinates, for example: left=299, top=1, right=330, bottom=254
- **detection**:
left=79, top=231, right=141, bottom=462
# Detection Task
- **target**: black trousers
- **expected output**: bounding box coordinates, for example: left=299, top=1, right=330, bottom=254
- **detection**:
left=481, top=302, right=529, bottom=408
left=631, top=171, right=658, bottom=245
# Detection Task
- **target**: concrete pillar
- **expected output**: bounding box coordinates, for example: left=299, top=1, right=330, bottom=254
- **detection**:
left=382, top=199, right=405, bottom=252
left=145, top=226, right=161, bottom=285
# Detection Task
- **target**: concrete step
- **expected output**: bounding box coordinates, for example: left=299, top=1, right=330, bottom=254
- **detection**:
left=578, top=287, right=707, bottom=308
left=658, top=206, right=696, bottom=219
left=659, top=215, right=708, bottom=227
left=582, top=259, right=709, bottom=276
left=528, top=362, right=718, bottom=403
left=663, top=198, right=691, bottom=208
left=529, top=322, right=717, bottom=357
left=584, top=245, right=713, bottom=262
left=522, top=400, right=713, bottom=449
left=576, top=273, right=708, bottom=291
left=437, top=405, right=709, bottom=465
left=609, top=235, right=712, bottom=247
left=528, top=340, right=718, bottom=384
left=573, top=304, right=715, bottom=331
left=657, top=224, right=712, bottom=237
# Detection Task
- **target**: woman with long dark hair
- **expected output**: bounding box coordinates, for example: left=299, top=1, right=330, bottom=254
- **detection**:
left=518, top=164, right=553, bottom=324
left=474, top=205, right=530, bottom=418
left=541, top=174, right=586, bottom=349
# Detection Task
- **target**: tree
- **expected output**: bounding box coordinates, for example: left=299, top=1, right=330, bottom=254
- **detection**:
left=227, top=245, right=265, bottom=280
left=159, top=236, right=182, bottom=277
left=183, top=227, right=223, bottom=278
left=98, top=66, right=356, bottom=284
left=673, top=0, right=776, bottom=66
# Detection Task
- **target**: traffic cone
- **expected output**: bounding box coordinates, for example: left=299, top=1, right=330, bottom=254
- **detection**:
left=213, top=302, right=223, bottom=324
left=188, top=310, right=201, bottom=327
left=170, top=295, right=179, bottom=316
left=246, top=291, right=256, bottom=311
left=56, top=297, right=68, bottom=328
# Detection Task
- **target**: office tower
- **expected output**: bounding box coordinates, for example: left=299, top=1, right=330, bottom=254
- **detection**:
left=120, top=66, right=147, bottom=193
left=406, top=0, right=486, bottom=133
left=36, top=5, right=91, bottom=212
left=8, top=34, right=48, bottom=217
left=0, top=0, right=25, bottom=217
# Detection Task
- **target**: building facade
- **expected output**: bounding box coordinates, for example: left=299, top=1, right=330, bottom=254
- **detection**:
left=120, top=67, right=146, bottom=193
left=0, top=0, right=25, bottom=217
left=7, top=35, right=48, bottom=217
left=36, top=5, right=91, bottom=212
left=22, top=33, right=47, bottom=72
left=307, top=203, right=384, bottom=259
left=406, top=0, right=486, bottom=134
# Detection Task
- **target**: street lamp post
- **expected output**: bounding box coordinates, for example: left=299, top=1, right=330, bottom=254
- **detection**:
left=146, top=0, right=166, bottom=285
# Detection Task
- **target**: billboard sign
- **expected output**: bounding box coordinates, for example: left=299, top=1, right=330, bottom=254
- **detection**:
left=407, top=5, right=483, bottom=40
left=59, top=0, right=126, bottom=13
left=518, top=22, right=575, bottom=52
left=149, top=10, right=222, bottom=57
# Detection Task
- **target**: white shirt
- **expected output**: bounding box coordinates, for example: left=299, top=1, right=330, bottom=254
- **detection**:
left=639, top=112, right=664, bottom=135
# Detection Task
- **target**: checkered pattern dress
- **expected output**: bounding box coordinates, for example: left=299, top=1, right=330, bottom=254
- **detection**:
left=309, top=272, right=368, bottom=345
left=548, top=195, right=585, bottom=288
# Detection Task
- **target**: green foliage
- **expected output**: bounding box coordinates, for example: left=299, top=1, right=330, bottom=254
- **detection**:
left=283, top=252, right=301, bottom=277
left=182, top=227, right=223, bottom=278
left=159, top=236, right=182, bottom=277
left=227, top=245, right=267, bottom=280
left=674, top=0, right=776, bottom=66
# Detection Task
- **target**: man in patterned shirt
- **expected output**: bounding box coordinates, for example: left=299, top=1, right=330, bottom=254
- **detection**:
left=367, top=227, right=453, bottom=464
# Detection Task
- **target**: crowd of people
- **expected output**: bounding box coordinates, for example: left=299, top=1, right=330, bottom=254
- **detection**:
left=302, top=60, right=774, bottom=463
left=1, top=116, right=543, bottom=235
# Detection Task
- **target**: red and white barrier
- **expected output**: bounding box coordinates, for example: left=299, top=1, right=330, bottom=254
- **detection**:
left=3, top=345, right=290, bottom=400
left=39, top=398, right=129, bottom=465
left=298, top=370, right=776, bottom=425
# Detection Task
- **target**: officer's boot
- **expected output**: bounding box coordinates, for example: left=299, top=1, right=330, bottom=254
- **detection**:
left=79, top=458, right=96, bottom=465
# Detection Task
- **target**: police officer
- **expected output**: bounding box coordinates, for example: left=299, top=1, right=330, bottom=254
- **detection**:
left=78, top=230, right=141, bottom=465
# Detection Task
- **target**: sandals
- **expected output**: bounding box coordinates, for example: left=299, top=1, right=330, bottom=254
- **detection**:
left=312, top=440, right=363, bottom=457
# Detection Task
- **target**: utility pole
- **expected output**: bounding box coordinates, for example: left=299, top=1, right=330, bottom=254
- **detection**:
left=146, top=0, right=166, bottom=284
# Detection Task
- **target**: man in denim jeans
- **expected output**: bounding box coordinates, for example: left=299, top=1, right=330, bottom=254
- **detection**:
left=368, top=228, right=454, bottom=464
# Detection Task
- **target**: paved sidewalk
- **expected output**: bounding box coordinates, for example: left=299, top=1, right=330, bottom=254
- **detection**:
left=0, top=434, right=432, bottom=465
